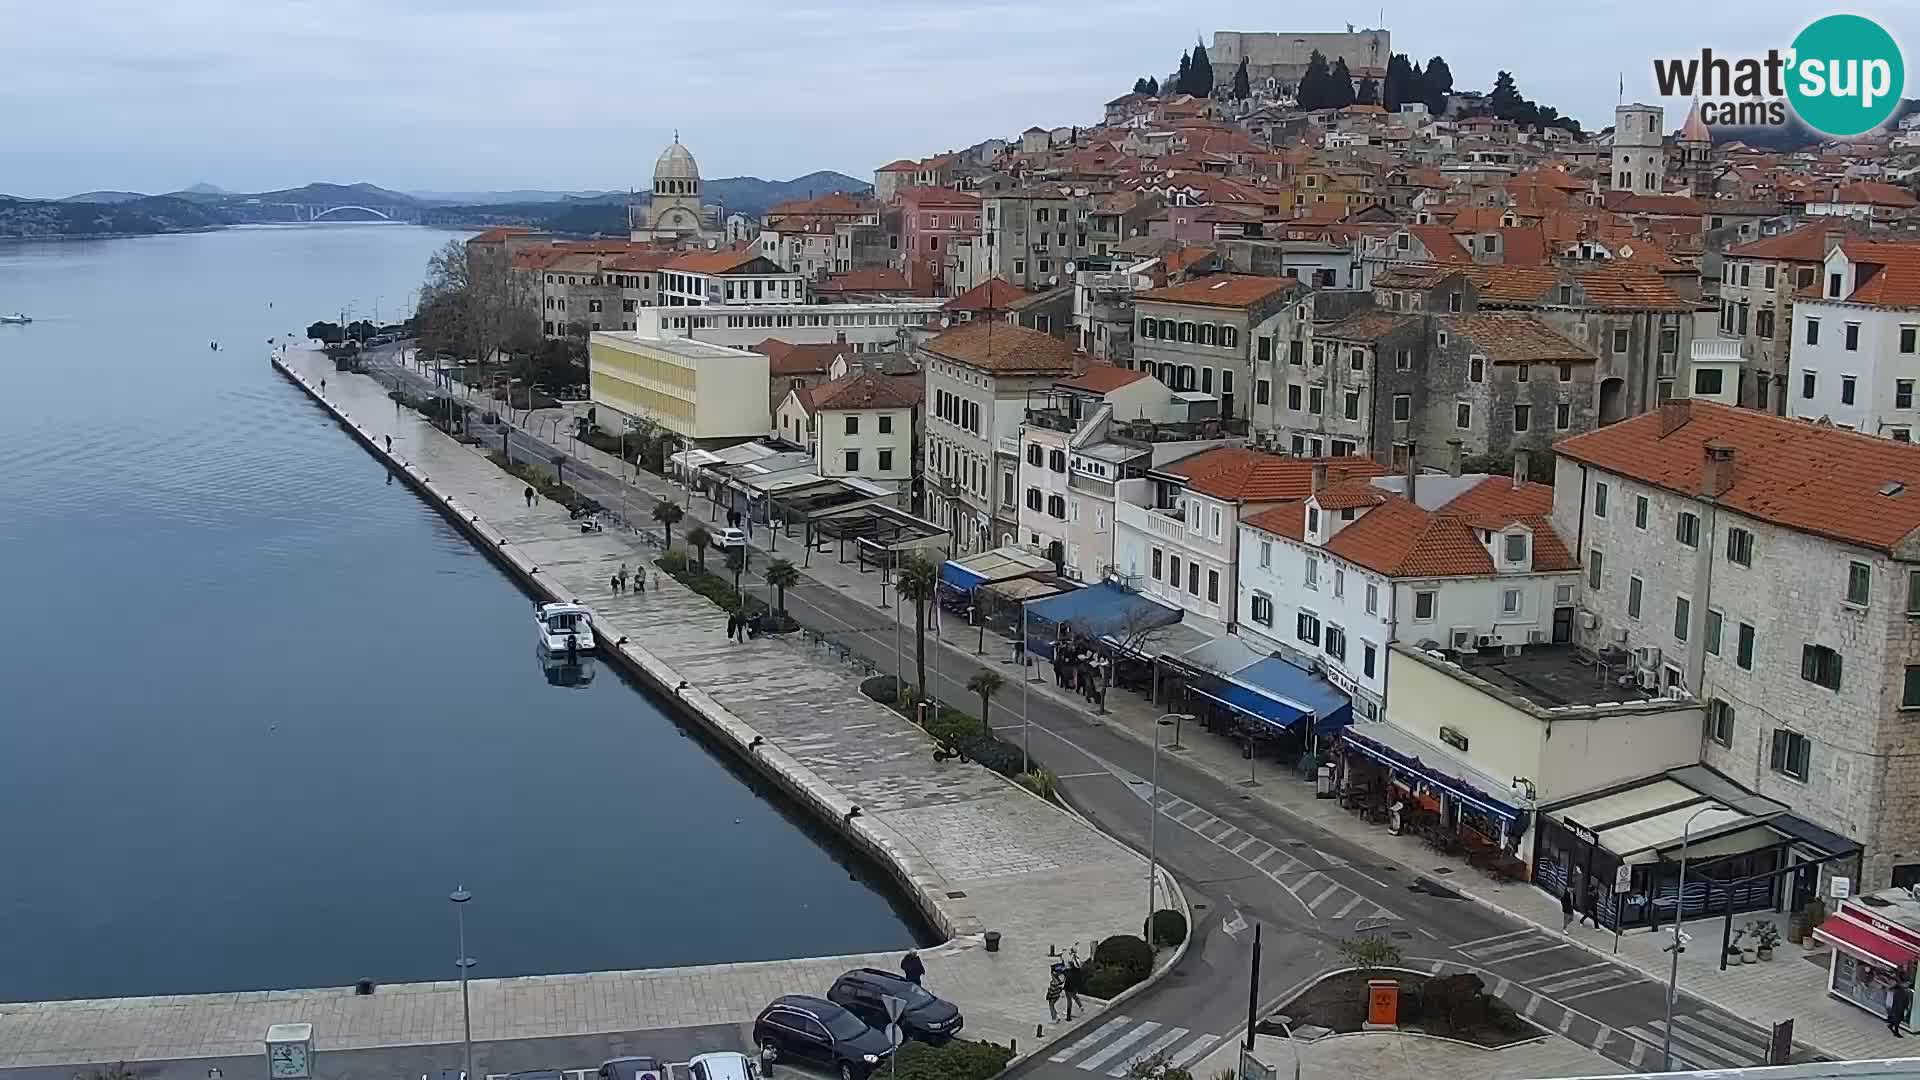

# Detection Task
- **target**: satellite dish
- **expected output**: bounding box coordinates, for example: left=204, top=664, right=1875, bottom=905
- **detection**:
left=1048, top=275, right=1060, bottom=286
left=1064, top=261, right=1077, bottom=275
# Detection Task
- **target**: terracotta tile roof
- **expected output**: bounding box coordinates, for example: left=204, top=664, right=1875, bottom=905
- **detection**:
left=1166, top=449, right=1385, bottom=502
left=471, top=226, right=532, bottom=243
left=812, top=371, right=923, bottom=412
left=1244, top=502, right=1308, bottom=541
left=1409, top=225, right=1473, bottom=263
left=1441, top=313, right=1595, bottom=364
left=1138, top=273, right=1297, bottom=309
left=899, top=185, right=981, bottom=208
left=1312, top=479, right=1389, bottom=510
left=606, top=251, right=675, bottom=271
left=922, top=321, right=1076, bottom=374
left=1726, top=221, right=1849, bottom=262
left=1164, top=246, right=1218, bottom=276
left=944, top=277, right=1025, bottom=313
left=667, top=249, right=764, bottom=274
left=1833, top=182, right=1919, bottom=208
left=878, top=159, right=919, bottom=172
left=1835, top=240, right=1920, bottom=309
left=1555, top=399, right=1920, bottom=553
left=1061, top=365, right=1151, bottom=393
left=1572, top=267, right=1695, bottom=311
left=752, top=339, right=843, bottom=376
left=1442, top=475, right=1555, bottom=522
left=816, top=268, right=917, bottom=294
left=1320, top=310, right=1417, bottom=342
left=1373, top=266, right=1463, bottom=289
left=1603, top=193, right=1706, bottom=216
left=1323, top=498, right=1493, bottom=575
left=786, top=384, right=817, bottom=416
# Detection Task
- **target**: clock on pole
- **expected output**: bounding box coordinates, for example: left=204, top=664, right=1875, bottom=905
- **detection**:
left=265, top=1023, right=314, bottom=1079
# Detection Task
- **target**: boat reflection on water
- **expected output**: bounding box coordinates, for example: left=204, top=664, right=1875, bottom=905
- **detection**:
left=536, top=643, right=597, bottom=687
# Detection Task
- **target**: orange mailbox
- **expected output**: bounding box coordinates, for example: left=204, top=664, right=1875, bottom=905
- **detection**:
left=1366, top=979, right=1400, bottom=1027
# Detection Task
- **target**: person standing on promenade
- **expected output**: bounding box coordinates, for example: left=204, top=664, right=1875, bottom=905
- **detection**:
left=1890, top=979, right=1911, bottom=1037
left=900, top=950, right=925, bottom=986
left=1560, top=886, right=1576, bottom=932
left=524, top=485, right=536, bottom=508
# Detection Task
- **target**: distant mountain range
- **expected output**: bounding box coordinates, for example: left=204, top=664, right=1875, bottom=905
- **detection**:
left=5, top=170, right=869, bottom=239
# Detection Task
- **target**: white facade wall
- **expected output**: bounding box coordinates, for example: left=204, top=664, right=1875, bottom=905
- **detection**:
left=638, top=302, right=941, bottom=351
left=774, top=394, right=815, bottom=450
left=817, top=406, right=913, bottom=484
left=1115, top=490, right=1244, bottom=626
left=1238, top=526, right=1393, bottom=715
left=1017, top=425, right=1072, bottom=556
left=1064, top=466, right=1128, bottom=582
left=1790, top=295, right=1920, bottom=439
left=1553, top=454, right=1920, bottom=885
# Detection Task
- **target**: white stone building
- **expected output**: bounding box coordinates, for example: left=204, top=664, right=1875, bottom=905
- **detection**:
left=1553, top=398, right=1920, bottom=888
left=1787, top=240, right=1920, bottom=440
left=776, top=371, right=922, bottom=490
left=660, top=250, right=809, bottom=307
left=635, top=301, right=943, bottom=352
left=1237, top=462, right=1581, bottom=719
left=1609, top=103, right=1665, bottom=196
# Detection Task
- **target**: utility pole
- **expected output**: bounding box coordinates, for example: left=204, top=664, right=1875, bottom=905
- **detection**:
left=450, top=887, right=476, bottom=1080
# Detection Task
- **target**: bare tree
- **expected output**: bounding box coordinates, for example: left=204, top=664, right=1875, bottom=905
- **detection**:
left=417, top=239, right=540, bottom=402
left=1100, top=605, right=1178, bottom=717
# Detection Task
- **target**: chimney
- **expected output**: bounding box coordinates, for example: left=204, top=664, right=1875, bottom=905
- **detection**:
left=1702, top=442, right=1735, bottom=498
left=1447, top=439, right=1464, bottom=477
left=1311, top=461, right=1329, bottom=493
left=1658, top=398, right=1692, bottom=436
left=1402, top=441, right=1418, bottom=506
left=1513, top=449, right=1530, bottom=485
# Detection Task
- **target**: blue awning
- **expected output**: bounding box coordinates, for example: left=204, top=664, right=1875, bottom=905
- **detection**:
left=1341, top=724, right=1521, bottom=822
left=1025, top=582, right=1183, bottom=639
left=1232, top=658, right=1353, bottom=736
left=1191, top=683, right=1310, bottom=731
left=940, top=560, right=989, bottom=592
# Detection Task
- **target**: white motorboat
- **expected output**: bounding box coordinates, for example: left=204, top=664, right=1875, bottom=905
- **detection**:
left=0, top=313, right=30, bottom=325
left=535, top=600, right=596, bottom=655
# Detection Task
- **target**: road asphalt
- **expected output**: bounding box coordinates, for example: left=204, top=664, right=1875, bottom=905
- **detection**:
left=360, top=354, right=1807, bottom=1080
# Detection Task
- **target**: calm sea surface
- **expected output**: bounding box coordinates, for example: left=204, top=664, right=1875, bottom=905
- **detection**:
left=0, top=224, right=924, bottom=1003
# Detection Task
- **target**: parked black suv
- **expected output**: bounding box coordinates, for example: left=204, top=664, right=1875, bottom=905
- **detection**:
left=826, top=968, right=964, bottom=1043
left=752, top=994, right=894, bottom=1080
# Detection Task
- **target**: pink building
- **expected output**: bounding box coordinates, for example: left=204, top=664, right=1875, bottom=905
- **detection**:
left=898, top=186, right=981, bottom=294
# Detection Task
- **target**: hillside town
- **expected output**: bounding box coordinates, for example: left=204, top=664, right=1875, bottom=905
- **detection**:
left=441, top=26, right=1920, bottom=1052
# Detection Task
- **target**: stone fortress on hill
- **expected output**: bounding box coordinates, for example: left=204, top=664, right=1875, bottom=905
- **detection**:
left=1208, top=27, right=1391, bottom=96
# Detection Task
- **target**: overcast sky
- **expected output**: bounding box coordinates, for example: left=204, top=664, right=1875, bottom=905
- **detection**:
left=1, top=0, right=1911, bottom=199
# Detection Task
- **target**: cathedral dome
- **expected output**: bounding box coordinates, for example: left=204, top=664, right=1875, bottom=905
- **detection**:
left=655, top=141, right=700, bottom=182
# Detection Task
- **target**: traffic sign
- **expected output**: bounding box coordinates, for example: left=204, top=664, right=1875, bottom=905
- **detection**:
left=1832, top=876, right=1853, bottom=900
left=883, top=995, right=906, bottom=1022
left=1614, top=864, right=1633, bottom=894
left=886, top=1024, right=904, bottom=1048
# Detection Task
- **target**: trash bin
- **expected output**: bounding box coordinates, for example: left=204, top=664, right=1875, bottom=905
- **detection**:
left=1317, top=763, right=1336, bottom=799
left=984, top=931, right=1002, bottom=953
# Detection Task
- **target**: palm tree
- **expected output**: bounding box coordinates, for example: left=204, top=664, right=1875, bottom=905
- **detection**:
left=967, top=670, right=1005, bottom=737
left=687, top=524, right=712, bottom=570
left=894, top=554, right=939, bottom=699
left=725, top=547, right=746, bottom=597
left=652, top=501, right=684, bottom=548
left=765, top=558, right=799, bottom=616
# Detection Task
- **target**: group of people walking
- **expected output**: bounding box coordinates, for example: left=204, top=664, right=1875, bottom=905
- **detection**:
left=1047, top=624, right=1108, bottom=707
left=610, top=563, right=647, bottom=595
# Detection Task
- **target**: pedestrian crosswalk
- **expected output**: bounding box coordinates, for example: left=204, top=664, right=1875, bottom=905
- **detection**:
left=1151, top=794, right=1397, bottom=924
left=1625, top=1011, right=1775, bottom=1072
left=1453, top=928, right=1580, bottom=966
left=1046, top=1015, right=1224, bottom=1076
left=1524, top=960, right=1644, bottom=1002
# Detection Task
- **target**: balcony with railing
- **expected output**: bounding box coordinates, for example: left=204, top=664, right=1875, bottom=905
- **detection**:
left=1108, top=415, right=1250, bottom=446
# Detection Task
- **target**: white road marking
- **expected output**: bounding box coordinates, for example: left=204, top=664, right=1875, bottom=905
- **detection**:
left=1230, top=836, right=1260, bottom=855
left=1454, top=928, right=1534, bottom=950
left=1559, top=981, right=1640, bottom=1002
left=1671, top=1013, right=1769, bottom=1061
left=1050, top=1016, right=1133, bottom=1063
left=1330, top=895, right=1364, bottom=919
left=1107, top=1026, right=1192, bottom=1076
left=1167, top=1034, right=1222, bottom=1070
left=1308, top=883, right=1342, bottom=910
left=1078, top=1021, right=1162, bottom=1072
left=1558, top=1010, right=1576, bottom=1035
left=1487, top=942, right=1577, bottom=964
left=1523, top=994, right=1546, bottom=1018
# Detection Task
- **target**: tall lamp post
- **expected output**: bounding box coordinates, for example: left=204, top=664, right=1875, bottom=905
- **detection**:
left=451, top=887, right=476, bottom=1080
left=1662, top=805, right=1724, bottom=1071
left=1147, top=714, right=1195, bottom=929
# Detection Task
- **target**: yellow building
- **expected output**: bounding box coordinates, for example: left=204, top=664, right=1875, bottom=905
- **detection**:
left=588, top=331, right=770, bottom=445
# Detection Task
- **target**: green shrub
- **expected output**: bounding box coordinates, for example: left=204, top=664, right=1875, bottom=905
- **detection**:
left=1145, top=908, right=1188, bottom=948
left=657, top=551, right=689, bottom=573
left=1336, top=935, right=1403, bottom=974
left=1017, top=767, right=1057, bottom=799
left=1082, top=963, right=1139, bottom=1000
left=1126, top=1052, right=1192, bottom=1080
left=1094, top=934, right=1155, bottom=982
left=890, top=1039, right=1013, bottom=1080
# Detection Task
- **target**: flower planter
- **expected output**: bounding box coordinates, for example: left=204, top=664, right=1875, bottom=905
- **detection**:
left=1758, top=946, right=1774, bottom=962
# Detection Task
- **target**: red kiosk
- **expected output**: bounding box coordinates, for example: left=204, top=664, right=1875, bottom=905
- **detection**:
left=1813, top=888, right=1920, bottom=1031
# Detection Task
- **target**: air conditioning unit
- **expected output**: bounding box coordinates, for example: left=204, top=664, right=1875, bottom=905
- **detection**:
left=1528, top=630, right=1548, bottom=644
left=1663, top=685, right=1691, bottom=701
left=1636, top=668, right=1658, bottom=690
left=1636, top=645, right=1664, bottom=669
left=1450, top=630, right=1473, bottom=650
left=1579, top=610, right=1599, bottom=630
left=1476, top=633, right=1500, bottom=648
left=1612, top=626, right=1630, bottom=644
left=1504, top=644, right=1524, bottom=657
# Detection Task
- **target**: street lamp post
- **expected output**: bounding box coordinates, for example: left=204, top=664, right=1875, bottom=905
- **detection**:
left=451, top=887, right=476, bottom=1080
left=1020, top=599, right=1031, bottom=774
left=1147, top=714, right=1194, bottom=931
left=1663, top=805, right=1723, bottom=1071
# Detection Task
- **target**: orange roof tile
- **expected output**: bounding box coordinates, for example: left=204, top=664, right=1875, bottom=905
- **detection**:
left=1440, top=313, right=1595, bottom=364
left=1833, top=182, right=1919, bottom=208
left=470, top=226, right=533, bottom=243
left=1166, top=449, right=1385, bottom=502
left=1138, top=273, right=1297, bottom=309
left=1062, top=365, right=1151, bottom=393
left=944, top=277, right=1024, bottom=313
left=811, top=371, right=923, bottom=412
left=752, top=339, right=843, bottom=376
left=1555, top=400, right=1920, bottom=553
left=1725, top=221, right=1849, bottom=262
left=922, top=321, right=1076, bottom=374
left=667, top=249, right=765, bottom=274
left=1836, top=240, right=1920, bottom=309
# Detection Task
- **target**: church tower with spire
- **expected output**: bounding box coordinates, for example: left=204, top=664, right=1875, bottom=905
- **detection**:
left=1675, top=101, right=1715, bottom=197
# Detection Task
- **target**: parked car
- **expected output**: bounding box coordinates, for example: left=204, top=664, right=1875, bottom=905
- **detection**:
left=826, top=968, right=964, bottom=1043
left=714, top=527, right=748, bottom=549
left=598, top=1057, right=662, bottom=1080
left=687, top=1051, right=755, bottom=1080
left=752, top=994, right=894, bottom=1080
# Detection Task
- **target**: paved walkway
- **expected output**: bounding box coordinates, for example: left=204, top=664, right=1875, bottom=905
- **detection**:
left=1203, top=1029, right=1624, bottom=1080
left=360, top=351, right=1912, bottom=1064
left=0, top=351, right=1157, bottom=1068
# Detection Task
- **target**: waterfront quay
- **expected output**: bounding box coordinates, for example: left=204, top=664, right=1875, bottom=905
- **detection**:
left=0, top=348, right=1159, bottom=1070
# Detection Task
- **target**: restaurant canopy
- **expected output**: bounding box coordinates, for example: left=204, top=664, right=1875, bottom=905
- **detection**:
left=1023, top=582, right=1182, bottom=657
left=1343, top=721, right=1524, bottom=822
left=940, top=546, right=1055, bottom=593
left=1536, top=765, right=1860, bottom=865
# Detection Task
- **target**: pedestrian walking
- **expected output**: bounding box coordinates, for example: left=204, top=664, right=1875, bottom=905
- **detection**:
left=1045, top=965, right=1065, bottom=1022
left=1580, top=886, right=1599, bottom=929
left=610, top=572, right=621, bottom=593
left=1061, top=962, right=1082, bottom=1021
left=650, top=569, right=660, bottom=592
left=635, top=569, right=646, bottom=593
left=384, top=434, right=393, bottom=452
left=320, top=378, right=326, bottom=394
left=900, top=950, right=925, bottom=986
left=1560, top=886, right=1576, bottom=933
left=726, top=614, right=738, bottom=640
left=524, top=485, right=536, bottom=508
left=617, top=564, right=629, bottom=592
left=1891, top=980, right=1912, bottom=1037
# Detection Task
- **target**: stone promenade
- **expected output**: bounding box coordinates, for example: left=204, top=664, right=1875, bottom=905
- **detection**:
left=0, top=350, right=1158, bottom=1068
